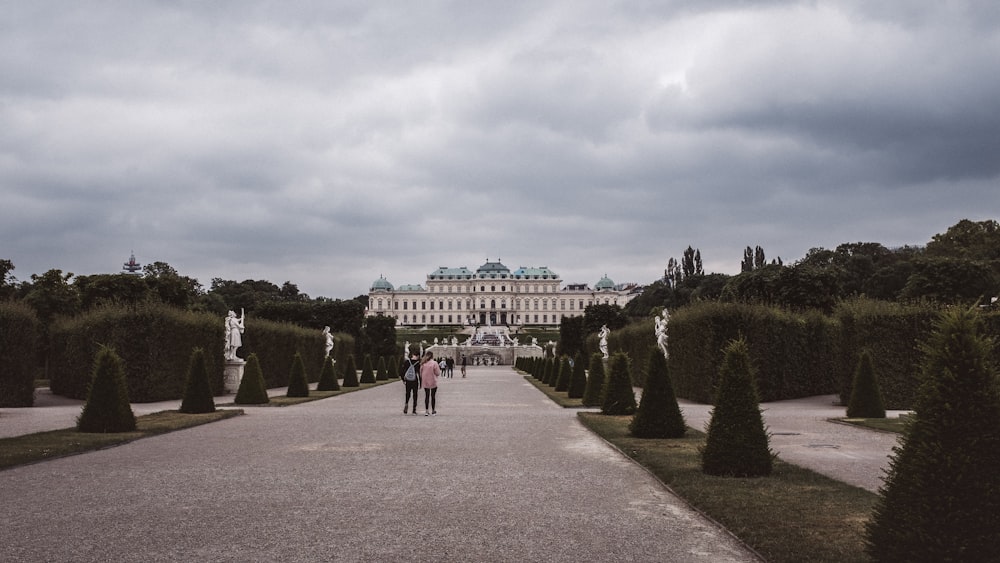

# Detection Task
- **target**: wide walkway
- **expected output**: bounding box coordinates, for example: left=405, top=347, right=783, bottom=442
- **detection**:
left=0, top=367, right=757, bottom=563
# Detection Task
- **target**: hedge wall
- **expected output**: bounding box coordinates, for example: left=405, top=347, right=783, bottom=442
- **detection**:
left=607, top=318, right=655, bottom=386
left=0, top=301, right=40, bottom=407
left=238, top=318, right=328, bottom=388
left=668, top=302, right=839, bottom=404
left=50, top=303, right=223, bottom=402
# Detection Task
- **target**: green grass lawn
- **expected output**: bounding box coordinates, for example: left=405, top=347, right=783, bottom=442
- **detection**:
left=227, top=379, right=395, bottom=407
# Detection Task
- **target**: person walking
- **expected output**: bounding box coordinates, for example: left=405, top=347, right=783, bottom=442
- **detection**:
left=400, top=352, right=420, bottom=415
left=446, top=357, right=455, bottom=378
left=460, top=354, right=467, bottom=378
left=420, top=351, right=441, bottom=416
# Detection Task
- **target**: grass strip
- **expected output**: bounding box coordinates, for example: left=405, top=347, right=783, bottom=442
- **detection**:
left=230, top=379, right=395, bottom=407
left=0, top=409, right=243, bottom=471
left=522, top=374, right=584, bottom=408
left=832, top=417, right=906, bottom=434
left=578, top=412, right=877, bottom=563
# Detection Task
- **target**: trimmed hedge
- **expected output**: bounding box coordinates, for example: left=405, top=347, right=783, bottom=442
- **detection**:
left=77, top=346, right=136, bottom=433
left=0, top=301, right=40, bottom=407
left=50, top=303, right=223, bottom=402
left=237, top=318, right=327, bottom=389
left=607, top=318, right=655, bottom=386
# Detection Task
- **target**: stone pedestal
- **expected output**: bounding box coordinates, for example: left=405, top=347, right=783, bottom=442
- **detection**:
left=223, top=359, right=246, bottom=394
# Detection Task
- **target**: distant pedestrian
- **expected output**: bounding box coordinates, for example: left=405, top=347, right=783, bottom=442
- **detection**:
left=461, top=354, right=467, bottom=378
left=421, top=351, right=441, bottom=416
left=446, top=357, right=455, bottom=378
left=400, top=352, right=420, bottom=415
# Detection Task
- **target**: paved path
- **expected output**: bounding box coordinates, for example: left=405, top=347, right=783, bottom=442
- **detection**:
left=0, top=368, right=757, bottom=562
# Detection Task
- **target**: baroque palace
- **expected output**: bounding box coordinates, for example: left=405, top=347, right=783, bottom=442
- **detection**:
left=366, top=259, right=641, bottom=327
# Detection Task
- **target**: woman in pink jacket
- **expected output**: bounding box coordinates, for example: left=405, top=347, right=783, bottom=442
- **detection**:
left=420, top=351, right=441, bottom=416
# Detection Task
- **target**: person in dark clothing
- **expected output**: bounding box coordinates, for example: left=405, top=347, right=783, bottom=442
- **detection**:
left=446, top=357, right=455, bottom=378
left=400, top=352, right=421, bottom=415
left=460, top=354, right=468, bottom=378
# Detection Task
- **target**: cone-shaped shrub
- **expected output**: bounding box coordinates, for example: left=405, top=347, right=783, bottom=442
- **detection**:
left=582, top=353, right=605, bottom=407
left=360, top=354, right=376, bottom=384
left=567, top=353, right=588, bottom=399
left=701, top=338, right=773, bottom=477
left=846, top=350, right=885, bottom=418
left=77, top=346, right=137, bottom=433
left=866, top=307, right=1000, bottom=562
left=630, top=350, right=686, bottom=438
left=541, top=357, right=552, bottom=385
left=235, top=353, right=269, bottom=404
left=601, top=353, right=637, bottom=415
left=376, top=356, right=389, bottom=381
left=179, top=347, right=216, bottom=414
left=341, top=354, right=360, bottom=387
left=549, top=357, right=559, bottom=387
left=285, top=352, right=310, bottom=397
left=316, top=355, right=340, bottom=391
left=555, top=356, right=571, bottom=392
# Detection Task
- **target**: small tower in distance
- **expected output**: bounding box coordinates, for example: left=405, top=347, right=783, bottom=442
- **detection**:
left=122, top=251, right=141, bottom=274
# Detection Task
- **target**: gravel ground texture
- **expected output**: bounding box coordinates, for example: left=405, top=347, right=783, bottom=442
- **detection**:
left=1, top=367, right=758, bottom=563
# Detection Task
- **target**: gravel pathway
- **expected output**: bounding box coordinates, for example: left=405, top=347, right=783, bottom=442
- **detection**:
left=0, top=368, right=758, bottom=562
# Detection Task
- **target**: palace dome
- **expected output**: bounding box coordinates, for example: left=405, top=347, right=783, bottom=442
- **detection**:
left=476, top=260, right=511, bottom=279
left=595, top=275, right=615, bottom=290
left=370, top=276, right=394, bottom=292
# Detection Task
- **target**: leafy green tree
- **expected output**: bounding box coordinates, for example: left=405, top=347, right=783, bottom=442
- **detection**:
left=701, top=339, right=773, bottom=477
left=363, top=315, right=397, bottom=361
left=925, top=218, right=1000, bottom=261
left=846, top=350, right=885, bottom=418
left=77, top=347, right=136, bottom=433
left=180, top=348, right=216, bottom=413
left=555, top=356, right=571, bottom=392
left=582, top=353, right=605, bottom=407
left=316, top=355, right=340, bottom=391
left=142, top=261, right=202, bottom=309
left=23, top=269, right=80, bottom=324
left=558, top=315, right=586, bottom=359
left=285, top=352, right=310, bottom=397
left=567, top=353, right=588, bottom=399
left=0, top=259, right=16, bottom=300
left=866, top=307, right=1000, bottom=561
left=600, top=352, right=637, bottom=415
left=583, top=303, right=627, bottom=334
left=630, top=350, right=686, bottom=438
left=360, top=354, right=376, bottom=383
left=74, top=273, right=152, bottom=310
left=341, top=355, right=359, bottom=387
left=900, top=257, right=997, bottom=304
left=235, top=353, right=269, bottom=404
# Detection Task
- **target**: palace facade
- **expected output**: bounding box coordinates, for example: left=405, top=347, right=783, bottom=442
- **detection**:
left=366, top=259, right=641, bottom=327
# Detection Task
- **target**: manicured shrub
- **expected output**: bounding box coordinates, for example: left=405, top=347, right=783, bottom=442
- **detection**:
left=235, top=353, right=269, bottom=405
left=376, top=356, right=389, bottom=381
left=541, top=357, right=553, bottom=385
left=582, top=353, right=605, bottom=407
left=180, top=348, right=216, bottom=414
left=316, top=356, right=340, bottom=391
left=341, top=355, right=359, bottom=387
left=866, top=307, right=1000, bottom=561
left=701, top=339, right=773, bottom=477
left=77, top=347, right=136, bottom=433
left=630, top=350, right=686, bottom=439
left=846, top=350, right=885, bottom=418
left=286, top=352, right=310, bottom=397
left=359, top=354, right=376, bottom=384
left=601, top=353, right=637, bottom=415
left=555, top=356, right=571, bottom=392
left=567, top=353, right=587, bottom=399
left=0, top=301, right=39, bottom=407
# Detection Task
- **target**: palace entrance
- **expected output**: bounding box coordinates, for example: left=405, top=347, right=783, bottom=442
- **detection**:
left=479, top=312, right=509, bottom=326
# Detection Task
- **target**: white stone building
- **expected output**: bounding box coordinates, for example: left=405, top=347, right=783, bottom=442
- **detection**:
left=366, top=259, right=641, bottom=327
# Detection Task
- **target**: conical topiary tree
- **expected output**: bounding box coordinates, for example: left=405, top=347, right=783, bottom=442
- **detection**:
left=180, top=347, right=216, bottom=414
left=235, top=353, right=269, bottom=404
left=360, top=354, right=376, bottom=384
left=582, top=352, right=605, bottom=407
left=601, top=353, right=637, bottom=415
left=541, top=357, right=553, bottom=385
left=316, top=355, right=340, bottom=391
left=846, top=350, right=885, bottom=418
left=286, top=352, right=310, bottom=397
left=866, top=307, right=1000, bottom=562
left=341, top=354, right=360, bottom=387
left=376, top=356, right=389, bottom=381
left=701, top=338, right=773, bottom=477
left=555, top=356, right=571, bottom=392
left=77, top=346, right=137, bottom=433
left=630, top=349, right=686, bottom=438
left=567, top=353, right=588, bottom=399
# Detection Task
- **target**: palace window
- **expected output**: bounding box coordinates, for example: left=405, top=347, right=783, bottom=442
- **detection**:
left=421, top=315, right=426, bottom=323
left=422, top=301, right=427, bottom=310
left=448, top=300, right=453, bottom=310
left=430, top=301, right=435, bottom=310
left=403, top=302, right=408, bottom=310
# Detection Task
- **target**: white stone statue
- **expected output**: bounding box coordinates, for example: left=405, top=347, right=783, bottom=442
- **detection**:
left=323, top=326, right=334, bottom=357
left=598, top=324, right=610, bottom=359
left=531, top=337, right=538, bottom=346
left=434, top=337, right=439, bottom=345
left=224, top=309, right=245, bottom=361
left=512, top=337, right=519, bottom=347
left=451, top=336, right=458, bottom=346
left=654, top=309, right=670, bottom=359
left=403, top=341, right=411, bottom=358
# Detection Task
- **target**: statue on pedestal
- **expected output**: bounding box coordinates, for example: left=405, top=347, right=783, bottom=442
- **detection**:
left=598, top=325, right=610, bottom=359
left=654, top=309, right=670, bottom=359
left=225, top=309, right=245, bottom=361
left=323, top=326, right=335, bottom=357
left=403, top=341, right=411, bottom=358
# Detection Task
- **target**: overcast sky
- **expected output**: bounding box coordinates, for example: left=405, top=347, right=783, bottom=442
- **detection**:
left=2, top=1, right=998, bottom=299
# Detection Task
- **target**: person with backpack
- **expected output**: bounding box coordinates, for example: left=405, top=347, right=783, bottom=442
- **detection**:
left=400, top=352, right=421, bottom=415
left=420, top=350, right=442, bottom=416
